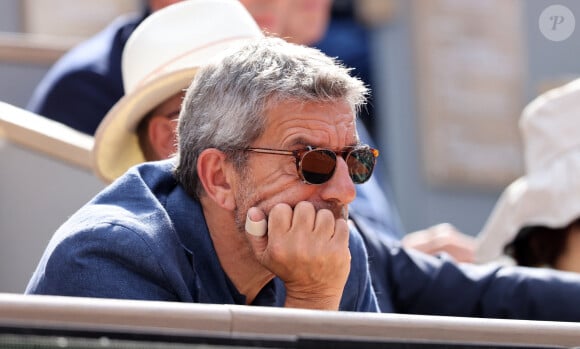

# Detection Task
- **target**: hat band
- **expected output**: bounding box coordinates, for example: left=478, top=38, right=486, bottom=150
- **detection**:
left=134, top=35, right=257, bottom=91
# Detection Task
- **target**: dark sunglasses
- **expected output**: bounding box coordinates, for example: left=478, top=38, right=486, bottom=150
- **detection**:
left=244, top=145, right=379, bottom=185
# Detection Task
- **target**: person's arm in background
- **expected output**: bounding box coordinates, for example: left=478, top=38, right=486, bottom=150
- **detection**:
left=361, top=223, right=580, bottom=321
left=402, top=223, right=476, bottom=263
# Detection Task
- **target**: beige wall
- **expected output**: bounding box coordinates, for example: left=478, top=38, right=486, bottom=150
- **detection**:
left=0, top=142, right=103, bottom=293
left=22, top=0, right=140, bottom=38
left=0, top=102, right=103, bottom=293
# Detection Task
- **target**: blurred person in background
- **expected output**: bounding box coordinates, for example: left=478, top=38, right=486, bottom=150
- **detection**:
left=476, top=78, right=580, bottom=273
left=26, top=0, right=288, bottom=136
left=282, top=0, right=332, bottom=46
left=93, top=0, right=272, bottom=183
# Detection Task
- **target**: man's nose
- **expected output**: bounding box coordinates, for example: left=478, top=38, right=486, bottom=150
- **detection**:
left=319, top=156, right=356, bottom=205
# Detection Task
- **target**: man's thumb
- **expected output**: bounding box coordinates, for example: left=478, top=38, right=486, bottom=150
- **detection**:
left=245, top=207, right=268, bottom=258
left=245, top=207, right=267, bottom=237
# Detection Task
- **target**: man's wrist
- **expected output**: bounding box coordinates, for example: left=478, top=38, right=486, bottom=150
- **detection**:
left=284, top=290, right=343, bottom=310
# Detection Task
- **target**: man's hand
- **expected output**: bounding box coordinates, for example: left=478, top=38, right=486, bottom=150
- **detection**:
left=402, top=223, right=475, bottom=263
left=245, top=201, right=350, bottom=310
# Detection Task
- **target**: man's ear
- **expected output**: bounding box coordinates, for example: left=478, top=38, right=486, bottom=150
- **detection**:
left=148, top=115, right=177, bottom=160
left=197, top=149, right=236, bottom=211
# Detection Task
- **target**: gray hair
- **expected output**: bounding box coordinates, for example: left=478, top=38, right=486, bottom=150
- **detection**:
left=174, top=36, right=368, bottom=199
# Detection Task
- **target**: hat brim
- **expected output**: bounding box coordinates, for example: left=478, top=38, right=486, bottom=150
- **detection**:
left=475, top=150, right=580, bottom=262
left=92, top=67, right=198, bottom=183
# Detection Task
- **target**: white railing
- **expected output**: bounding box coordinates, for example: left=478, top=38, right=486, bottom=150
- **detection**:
left=0, top=32, right=78, bottom=65
left=0, top=293, right=579, bottom=347
left=0, top=101, right=93, bottom=170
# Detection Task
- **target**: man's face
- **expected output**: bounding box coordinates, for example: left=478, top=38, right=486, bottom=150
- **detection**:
left=232, top=99, right=358, bottom=232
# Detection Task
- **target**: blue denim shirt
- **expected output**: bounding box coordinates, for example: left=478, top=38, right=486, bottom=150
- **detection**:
left=26, top=160, right=379, bottom=312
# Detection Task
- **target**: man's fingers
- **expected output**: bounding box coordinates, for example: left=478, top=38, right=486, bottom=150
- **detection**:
left=313, top=208, right=335, bottom=239
left=291, top=201, right=316, bottom=232
left=268, top=203, right=293, bottom=236
left=333, top=218, right=350, bottom=245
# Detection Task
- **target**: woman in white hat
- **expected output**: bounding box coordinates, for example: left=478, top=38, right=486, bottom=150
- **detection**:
left=476, top=78, right=580, bottom=273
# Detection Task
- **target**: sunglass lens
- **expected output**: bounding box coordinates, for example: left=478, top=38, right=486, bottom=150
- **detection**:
left=347, top=148, right=376, bottom=184
left=300, top=149, right=336, bottom=184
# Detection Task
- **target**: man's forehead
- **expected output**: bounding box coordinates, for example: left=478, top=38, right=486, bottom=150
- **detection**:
left=266, top=99, right=354, bottom=121
left=261, top=100, right=357, bottom=147
left=266, top=99, right=354, bottom=118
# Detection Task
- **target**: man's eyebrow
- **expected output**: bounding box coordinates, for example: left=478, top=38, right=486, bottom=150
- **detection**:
left=286, top=137, right=311, bottom=148
left=286, top=137, right=360, bottom=149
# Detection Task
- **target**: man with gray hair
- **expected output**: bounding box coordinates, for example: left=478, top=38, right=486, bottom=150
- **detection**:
left=26, top=34, right=580, bottom=322
left=26, top=36, right=380, bottom=312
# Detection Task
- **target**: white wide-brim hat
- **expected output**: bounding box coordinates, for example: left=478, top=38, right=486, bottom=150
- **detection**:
left=93, top=0, right=263, bottom=183
left=476, top=78, right=580, bottom=263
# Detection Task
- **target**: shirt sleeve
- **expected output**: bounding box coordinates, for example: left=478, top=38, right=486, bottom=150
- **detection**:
left=367, top=229, right=580, bottom=321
